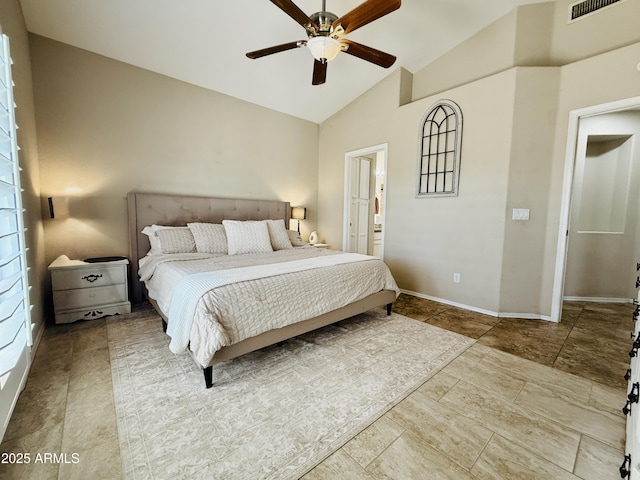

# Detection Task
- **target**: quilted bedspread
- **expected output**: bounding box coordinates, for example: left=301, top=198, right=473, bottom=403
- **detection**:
left=139, top=248, right=399, bottom=366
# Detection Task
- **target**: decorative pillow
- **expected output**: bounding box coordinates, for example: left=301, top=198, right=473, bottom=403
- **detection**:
left=222, top=220, right=273, bottom=255
left=187, top=223, right=228, bottom=254
left=155, top=228, right=196, bottom=254
left=265, top=219, right=293, bottom=250
left=141, top=225, right=193, bottom=255
left=287, top=229, right=307, bottom=247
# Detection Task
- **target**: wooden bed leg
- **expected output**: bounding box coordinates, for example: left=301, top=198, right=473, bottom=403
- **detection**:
left=386, top=303, right=392, bottom=316
left=161, top=319, right=167, bottom=333
left=203, top=366, right=213, bottom=389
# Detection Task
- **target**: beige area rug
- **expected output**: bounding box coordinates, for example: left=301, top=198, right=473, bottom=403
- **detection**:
left=107, top=307, right=474, bottom=480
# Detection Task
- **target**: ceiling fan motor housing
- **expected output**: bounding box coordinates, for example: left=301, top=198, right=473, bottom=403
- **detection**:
left=310, top=11, right=338, bottom=36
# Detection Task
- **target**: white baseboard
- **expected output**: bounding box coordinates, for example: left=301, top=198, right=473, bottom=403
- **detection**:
left=30, top=320, right=44, bottom=360
left=400, top=289, right=553, bottom=322
left=563, top=296, right=635, bottom=304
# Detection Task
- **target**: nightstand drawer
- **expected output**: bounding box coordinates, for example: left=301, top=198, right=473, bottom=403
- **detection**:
left=54, top=302, right=131, bottom=324
left=53, top=284, right=127, bottom=310
left=51, top=265, right=126, bottom=290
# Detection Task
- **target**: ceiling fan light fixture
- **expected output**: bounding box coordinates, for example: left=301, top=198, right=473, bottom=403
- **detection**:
left=307, top=36, right=341, bottom=62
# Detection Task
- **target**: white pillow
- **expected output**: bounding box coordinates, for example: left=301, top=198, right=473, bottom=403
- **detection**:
left=287, top=229, right=307, bottom=247
left=222, top=220, right=273, bottom=255
left=188, top=223, right=228, bottom=254
left=265, top=219, right=293, bottom=250
left=155, top=228, right=196, bottom=254
left=141, top=225, right=192, bottom=255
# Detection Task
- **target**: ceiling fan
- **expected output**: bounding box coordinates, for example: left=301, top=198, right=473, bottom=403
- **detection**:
left=246, top=0, right=401, bottom=85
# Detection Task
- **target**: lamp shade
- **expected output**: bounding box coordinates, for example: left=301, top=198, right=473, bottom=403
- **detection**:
left=307, top=36, right=341, bottom=62
left=291, top=206, right=307, bottom=220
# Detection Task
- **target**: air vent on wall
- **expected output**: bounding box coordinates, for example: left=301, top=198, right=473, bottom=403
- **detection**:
left=568, top=0, right=627, bottom=22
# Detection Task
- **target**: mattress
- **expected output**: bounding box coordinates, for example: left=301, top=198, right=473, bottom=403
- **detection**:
left=139, top=248, right=400, bottom=366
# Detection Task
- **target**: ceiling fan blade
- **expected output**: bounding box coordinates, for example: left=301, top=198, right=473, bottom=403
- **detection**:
left=312, top=60, right=327, bottom=85
left=332, top=0, right=401, bottom=35
left=246, top=41, right=304, bottom=59
left=341, top=39, right=396, bottom=68
left=270, top=0, right=318, bottom=32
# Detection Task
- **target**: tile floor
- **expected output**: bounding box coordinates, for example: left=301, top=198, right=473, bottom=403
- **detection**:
left=0, top=295, right=635, bottom=479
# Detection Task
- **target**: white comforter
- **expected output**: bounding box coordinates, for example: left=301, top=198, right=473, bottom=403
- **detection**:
left=139, top=248, right=399, bottom=367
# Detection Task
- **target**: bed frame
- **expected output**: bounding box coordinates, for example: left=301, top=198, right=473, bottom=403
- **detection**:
left=127, top=191, right=396, bottom=387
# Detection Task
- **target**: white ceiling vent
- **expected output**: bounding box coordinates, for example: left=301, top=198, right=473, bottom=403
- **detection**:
left=568, top=0, right=628, bottom=22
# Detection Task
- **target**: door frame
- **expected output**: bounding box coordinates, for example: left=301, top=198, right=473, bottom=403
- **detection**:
left=551, top=95, right=640, bottom=322
left=343, top=143, right=388, bottom=256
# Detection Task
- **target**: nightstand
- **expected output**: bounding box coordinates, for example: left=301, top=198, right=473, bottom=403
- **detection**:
left=313, top=243, right=329, bottom=249
left=48, top=255, right=131, bottom=324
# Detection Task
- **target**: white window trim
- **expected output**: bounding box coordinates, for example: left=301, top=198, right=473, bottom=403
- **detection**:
left=0, top=32, right=33, bottom=442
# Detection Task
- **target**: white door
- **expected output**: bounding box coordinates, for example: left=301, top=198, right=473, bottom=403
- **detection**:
left=348, top=157, right=371, bottom=254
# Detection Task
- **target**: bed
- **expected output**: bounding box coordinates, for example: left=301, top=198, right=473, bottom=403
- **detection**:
left=127, top=192, right=399, bottom=387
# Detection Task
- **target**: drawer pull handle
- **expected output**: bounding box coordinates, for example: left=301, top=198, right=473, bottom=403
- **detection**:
left=620, top=454, right=631, bottom=479
left=81, top=274, right=103, bottom=283
left=625, top=369, right=632, bottom=381
left=623, top=383, right=640, bottom=415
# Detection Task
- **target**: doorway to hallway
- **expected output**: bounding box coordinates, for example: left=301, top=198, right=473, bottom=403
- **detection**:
left=343, top=144, right=388, bottom=258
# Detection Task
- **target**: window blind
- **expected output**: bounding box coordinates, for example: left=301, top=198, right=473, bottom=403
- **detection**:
left=0, top=33, right=31, bottom=388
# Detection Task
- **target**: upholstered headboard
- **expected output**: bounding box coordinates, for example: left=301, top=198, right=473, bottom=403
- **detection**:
left=127, top=192, right=291, bottom=303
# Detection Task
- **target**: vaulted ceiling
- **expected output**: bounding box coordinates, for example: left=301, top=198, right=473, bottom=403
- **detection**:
left=19, top=0, right=548, bottom=123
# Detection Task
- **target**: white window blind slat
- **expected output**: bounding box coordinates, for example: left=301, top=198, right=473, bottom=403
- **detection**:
left=0, top=208, right=18, bottom=221
left=0, top=305, right=24, bottom=348
left=0, top=292, right=23, bottom=324
left=0, top=327, right=26, bottom=377
left=0, top=252, right=19, bottom=269
left=0, top=162, right=11, bottom=176
left=0, top=271, right=20, bottom=296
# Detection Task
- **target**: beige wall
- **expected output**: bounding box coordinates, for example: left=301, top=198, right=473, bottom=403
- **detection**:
left=411, top=3, right=555, bottom=103
left=30, top=36, right=320, bottom=268
left=319, top=69, right=518, bottom=313
left=498, top=67, right=560, bottom=314
left=0, top=0, right=46, bottom=337
left=412, top=0, right=640, bottom=104
left=320, top=1, right=640, bottom=318
left=550, top=0, right=640, bottom=64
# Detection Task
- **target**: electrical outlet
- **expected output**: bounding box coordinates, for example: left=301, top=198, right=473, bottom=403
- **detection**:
left=453, top=273, right=461, bottom=283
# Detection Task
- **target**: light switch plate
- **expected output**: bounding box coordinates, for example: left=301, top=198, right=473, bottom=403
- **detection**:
left=512, top=208, right=530, bottom=220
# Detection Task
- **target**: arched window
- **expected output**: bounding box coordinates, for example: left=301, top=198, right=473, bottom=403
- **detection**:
left=417, top=100, right=463, bottom=197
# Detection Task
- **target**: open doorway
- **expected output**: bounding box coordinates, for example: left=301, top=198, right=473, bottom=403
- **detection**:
left=551, top=96, right=640, bottom=322
left=343, top=143, right=388, bottom=258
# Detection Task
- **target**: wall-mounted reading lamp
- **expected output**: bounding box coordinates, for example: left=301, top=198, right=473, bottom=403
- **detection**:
left=291, top=206, right=306, bottom=234
left=47, top=197, right=70, bottom=219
